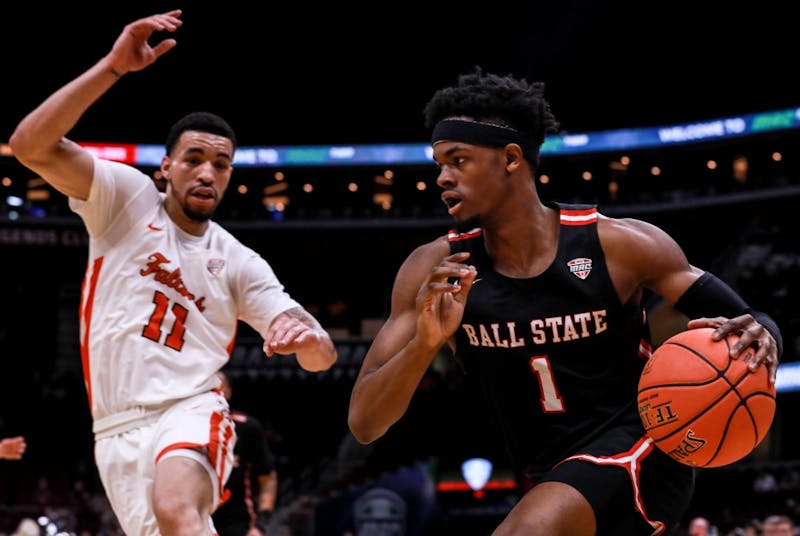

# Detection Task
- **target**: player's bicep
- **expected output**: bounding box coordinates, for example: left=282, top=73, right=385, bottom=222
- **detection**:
left=14, top=138, right=94, bottom=200
left=633, top=224, right=704, bottom=302
left=359, top=308, right=419, bottom=375
left=603, top=217, right=703, bottom=303
left=357, top=241, right=444, bottom=375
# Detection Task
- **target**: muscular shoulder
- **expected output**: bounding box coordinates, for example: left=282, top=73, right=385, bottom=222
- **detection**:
left=391, top=235, right=451, bottom=302
left=597, top=214, right=685, bottom=260
left=397, top=235, right=450, bottom=279
left=407, top=234, right=451, bottom=264
left=597, top=214, right=694, bottom=293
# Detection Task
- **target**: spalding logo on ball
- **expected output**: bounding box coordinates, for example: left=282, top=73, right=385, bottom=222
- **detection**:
left=637, top=327, right=776, bottom=468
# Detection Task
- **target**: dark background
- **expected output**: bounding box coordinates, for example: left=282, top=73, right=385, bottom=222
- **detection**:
left=2, top=1, right=799, bottom=146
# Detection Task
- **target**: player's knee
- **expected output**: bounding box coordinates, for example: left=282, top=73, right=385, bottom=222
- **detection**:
left=153, top=495, right=205, bottom=535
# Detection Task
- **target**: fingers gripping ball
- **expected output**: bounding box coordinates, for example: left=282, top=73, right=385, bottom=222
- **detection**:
left=637, top=328, right=776, bottom=468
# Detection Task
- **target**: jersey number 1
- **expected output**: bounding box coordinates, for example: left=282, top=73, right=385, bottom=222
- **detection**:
left=530, top=355, right=565, bottom=412
left=142, top=290, right=188, bottom=351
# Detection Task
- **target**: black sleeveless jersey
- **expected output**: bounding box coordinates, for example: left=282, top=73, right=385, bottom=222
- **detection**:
left=449, top=203, right=652, bottom=477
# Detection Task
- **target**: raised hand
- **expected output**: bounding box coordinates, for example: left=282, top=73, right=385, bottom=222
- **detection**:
left=107, top=10, right=183, bottom=76
left=414, top=251, right=478, bottom=348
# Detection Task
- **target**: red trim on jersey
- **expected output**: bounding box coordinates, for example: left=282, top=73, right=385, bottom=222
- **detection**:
left=80, top=256, right=104, bottom=411
left=447, top=228, right=482, bottom=242
left=560, top=207, right=598, bottom=226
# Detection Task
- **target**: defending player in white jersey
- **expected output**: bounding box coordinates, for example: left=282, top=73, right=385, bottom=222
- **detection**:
left=9, top=10, right=337, bottom=536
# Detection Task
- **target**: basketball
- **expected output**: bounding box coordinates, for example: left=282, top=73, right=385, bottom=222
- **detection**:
left=637, top=327, right=776, bottom=468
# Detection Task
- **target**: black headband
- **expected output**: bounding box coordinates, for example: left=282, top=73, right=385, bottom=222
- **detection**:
left=431, top=119, right=539, bottom=163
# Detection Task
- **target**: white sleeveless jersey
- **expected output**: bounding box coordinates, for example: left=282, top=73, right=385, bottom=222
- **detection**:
left=70, top=155, right=300, bottom=421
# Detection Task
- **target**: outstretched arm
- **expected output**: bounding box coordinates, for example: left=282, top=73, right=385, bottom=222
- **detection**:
left=600, top=216, right=782, bottom=383
left=262, top=307, right=337, bottom=372
left=9, top=10, right=182, bottom=200
left=348, top=237, right=478, bottom=445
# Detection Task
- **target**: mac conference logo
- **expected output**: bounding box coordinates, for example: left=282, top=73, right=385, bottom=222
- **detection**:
left=567, top=257, right=593, bottom=280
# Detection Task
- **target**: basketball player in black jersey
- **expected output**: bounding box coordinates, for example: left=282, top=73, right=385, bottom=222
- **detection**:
left=348, top=67, right=783, bottom=535
left=213, top=370, right=278, bottom=536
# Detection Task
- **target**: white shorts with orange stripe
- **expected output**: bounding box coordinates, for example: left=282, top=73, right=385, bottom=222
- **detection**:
left=94, top=390, right=236, bottom=536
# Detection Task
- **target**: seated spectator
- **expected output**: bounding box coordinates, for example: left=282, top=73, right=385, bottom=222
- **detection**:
left=754, top=471, right=780, bottom=494
left=762, top=515, right=795, bottom=536
left=689, top=516, right=713, bottom=536
left=741, top=519, right=763, bottom=536
left=779, top=469, right=800, bottom=492
left=11, top=517, right=39, bottom=536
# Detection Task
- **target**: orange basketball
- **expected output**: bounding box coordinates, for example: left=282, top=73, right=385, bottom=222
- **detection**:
left=637, top=327, right=776, bottom=468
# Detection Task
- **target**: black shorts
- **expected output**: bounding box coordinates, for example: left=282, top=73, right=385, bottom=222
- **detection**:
left=536, top=424, right=695, bottom=535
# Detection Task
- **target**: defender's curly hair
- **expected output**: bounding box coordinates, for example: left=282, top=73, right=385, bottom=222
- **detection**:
left=423, top=66, right=560, bottom=157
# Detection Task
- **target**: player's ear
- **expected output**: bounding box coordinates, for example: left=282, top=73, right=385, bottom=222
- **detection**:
left=161, top=155, right=171, bottom=179
left=504, top=144, right=523, bottom=171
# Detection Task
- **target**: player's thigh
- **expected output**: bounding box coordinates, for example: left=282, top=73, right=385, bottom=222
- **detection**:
left=152, top=452, right=216, bottom=512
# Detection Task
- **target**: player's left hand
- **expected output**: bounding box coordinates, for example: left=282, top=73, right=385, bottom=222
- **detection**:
left=262, top=312, right=326, bottom=357
left=687, top=314, right=779, bottom=383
